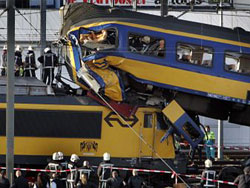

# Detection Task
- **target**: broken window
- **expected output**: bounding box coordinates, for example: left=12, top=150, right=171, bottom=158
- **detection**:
left=144, top=114, right=153, bottom=128
left=225, top=51, right=250, bottom=75
left=156, top=113, right=169, bottom=130
left=79, top=28, right=118, bottom=52
left=128, top=33, right=165, bottom=57
left=182, top=122, right=201, bottom=142
left=177, top=42, right=213, bottom=67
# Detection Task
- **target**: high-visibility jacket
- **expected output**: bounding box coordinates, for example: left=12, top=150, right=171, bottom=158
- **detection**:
left=204, top=131, right=215, bottom=141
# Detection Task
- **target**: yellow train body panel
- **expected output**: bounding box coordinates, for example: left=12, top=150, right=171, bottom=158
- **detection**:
left=0, top=102, right=175, bottom=160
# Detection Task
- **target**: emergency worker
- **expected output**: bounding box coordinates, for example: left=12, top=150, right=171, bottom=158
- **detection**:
left=181, top=50, right=192, bottom=63
left=1, top=45, right=7, bottom=76
left=38, top=47, right=58, bottom=85
left=127, top=170, right=145, bottom=188
left=204, top=125, right=215, bottom=160
left=46, top=152, right=63, bottom=178
left=57, top=151, right=68, bottom=187
left=24, top=46, right=37, bottom=77
left=97, top=153, right=113, bottom=188
left=67, top=154, right=80, bottom=188
left=46, top=152, right=66, bottom=188
left=15, top=45, right=23, bottom=77
left=200, top=159, right=216, bottom=188
left=78, top=161, right=96, bottom=185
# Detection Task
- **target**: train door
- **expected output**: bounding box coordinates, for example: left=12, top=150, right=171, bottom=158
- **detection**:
left=140, top=113, right=156, bottom=158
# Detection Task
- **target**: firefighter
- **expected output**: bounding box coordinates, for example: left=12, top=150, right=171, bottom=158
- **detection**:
left=1, top=45, right=7, bottom=76
left=15, top=45, right=23, bottom=77
left=46, top=152, right=63, bottom=178
left=67, top=154, right=80, bottom=188
left=200, top=159, right=216, bottom=188
left=57, top=151, right=68, bottom=187
left=97, top=152, right=113, bottom=188
left=38, top=47, right=58, bottom=85
left=24, top=46, right=37, bottom=77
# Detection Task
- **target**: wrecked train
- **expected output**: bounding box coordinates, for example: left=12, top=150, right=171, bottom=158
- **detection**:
left=60, top=2, right=250, bottom=129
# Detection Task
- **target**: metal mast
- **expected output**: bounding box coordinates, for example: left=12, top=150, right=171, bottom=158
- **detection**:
left=6, top=0, right=15, bottom=184
left=40, top=0, right=46, bottom=79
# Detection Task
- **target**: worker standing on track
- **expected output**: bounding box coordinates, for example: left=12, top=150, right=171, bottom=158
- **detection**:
left=97, top=152, right=113, bottom=188
left=67, top=154, right=80, bottom=188
left=204, top=125, right=215, bottom=161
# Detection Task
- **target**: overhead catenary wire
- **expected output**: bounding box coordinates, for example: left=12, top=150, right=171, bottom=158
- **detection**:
left=14, top=7, right=40, bottom=35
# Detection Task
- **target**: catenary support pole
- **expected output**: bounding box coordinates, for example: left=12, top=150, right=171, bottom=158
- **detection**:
left=161, top=0, right=168, bottom=17
left=132, top=0, right=137, bottom=11
left=217, top=120, right=224, bottom=160
left=217, top=0, right=224, bottom=161
left=6, top=0, right=15, bottom=184
left=40, top=0, right=46, bottom=80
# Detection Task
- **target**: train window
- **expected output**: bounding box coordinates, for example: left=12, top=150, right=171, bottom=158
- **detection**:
left=79, top=28, right=117, bottom=51
left=182, top=122, right=200, bottom=142
left=225, top=51, right=250, bottom=75
left=144, top=114, right=153, bottom=128
left=128, top=33, right=165, bottom=57
left=177, top=43, right=213, bottom=67
left=156, top=113, right=169, bottom=130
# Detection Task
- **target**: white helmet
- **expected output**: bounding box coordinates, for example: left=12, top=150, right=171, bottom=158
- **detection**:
left=52, top=152, right=59, bottom=160
left=103, top=152, right=110, bottom=161
left=28, top=46, right=33, bottom=51
left=83, top=160, right=89, bottom=167
left=15, top=45, right=22, bottom=52
left=44, top=47, right=51, bottom=53
left=3, top=45, right=7, bottom=50
left=70, top=154, right=80, bottom=163
left=205, top=159, right=212, bottom=168
left=57, top=151, right=64, bottom=160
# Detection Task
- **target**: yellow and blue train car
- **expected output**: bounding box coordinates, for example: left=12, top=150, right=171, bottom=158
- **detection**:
left=61, top=3, right=250, bottom=126
left=0, top=95, right=182, bottom=171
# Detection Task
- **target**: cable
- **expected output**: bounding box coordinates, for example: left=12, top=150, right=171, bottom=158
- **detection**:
left=58, top=40, right=191, bottom=187
left=14, top=6, right=40, bottom=35
left=96, top=91, right=191, bottom=187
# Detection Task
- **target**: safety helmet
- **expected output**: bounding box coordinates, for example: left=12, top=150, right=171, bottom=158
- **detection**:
left=3, top=45, right=7, bottom=50
left=70, top=154, right=80, bottom=163
left=83, top=160, right=89, bottom=167
left=52, top=152, right=59, bottom=160
left=205, top=159, right=212, bottom=168
left=103, top=152, right=110, bottom=161
left=44, top=47, right=51, bottom=53
left=142, top=36, right=150, bottom=44
left=57, top=151, right=64, bottom=160
left=28, top=46, right=33, bottom=51
left=15, top=45, right=22, bottom=52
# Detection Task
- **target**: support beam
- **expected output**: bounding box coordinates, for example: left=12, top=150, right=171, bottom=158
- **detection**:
left=132, top=0, right=137, bottom=11
left=6, top=0, right=15, bottom=184
left=40, top=0, right=46, bottom=79
left=161, top=0, right=168, bottom=17
left=217, top=120, right=224, bottom=160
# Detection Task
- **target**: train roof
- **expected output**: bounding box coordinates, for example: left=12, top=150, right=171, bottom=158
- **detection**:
left=61, top=3, right=250, bottom=44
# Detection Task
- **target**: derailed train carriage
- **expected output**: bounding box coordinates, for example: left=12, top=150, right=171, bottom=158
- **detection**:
left=58, top=2, right=250, bottom=154
left=60, top=2, right=250, bottom=128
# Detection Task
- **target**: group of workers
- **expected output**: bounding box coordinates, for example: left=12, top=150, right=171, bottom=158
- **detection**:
left=45, top=152, right=145, bottom=188
left=0, top=45, right=58, bottom=86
